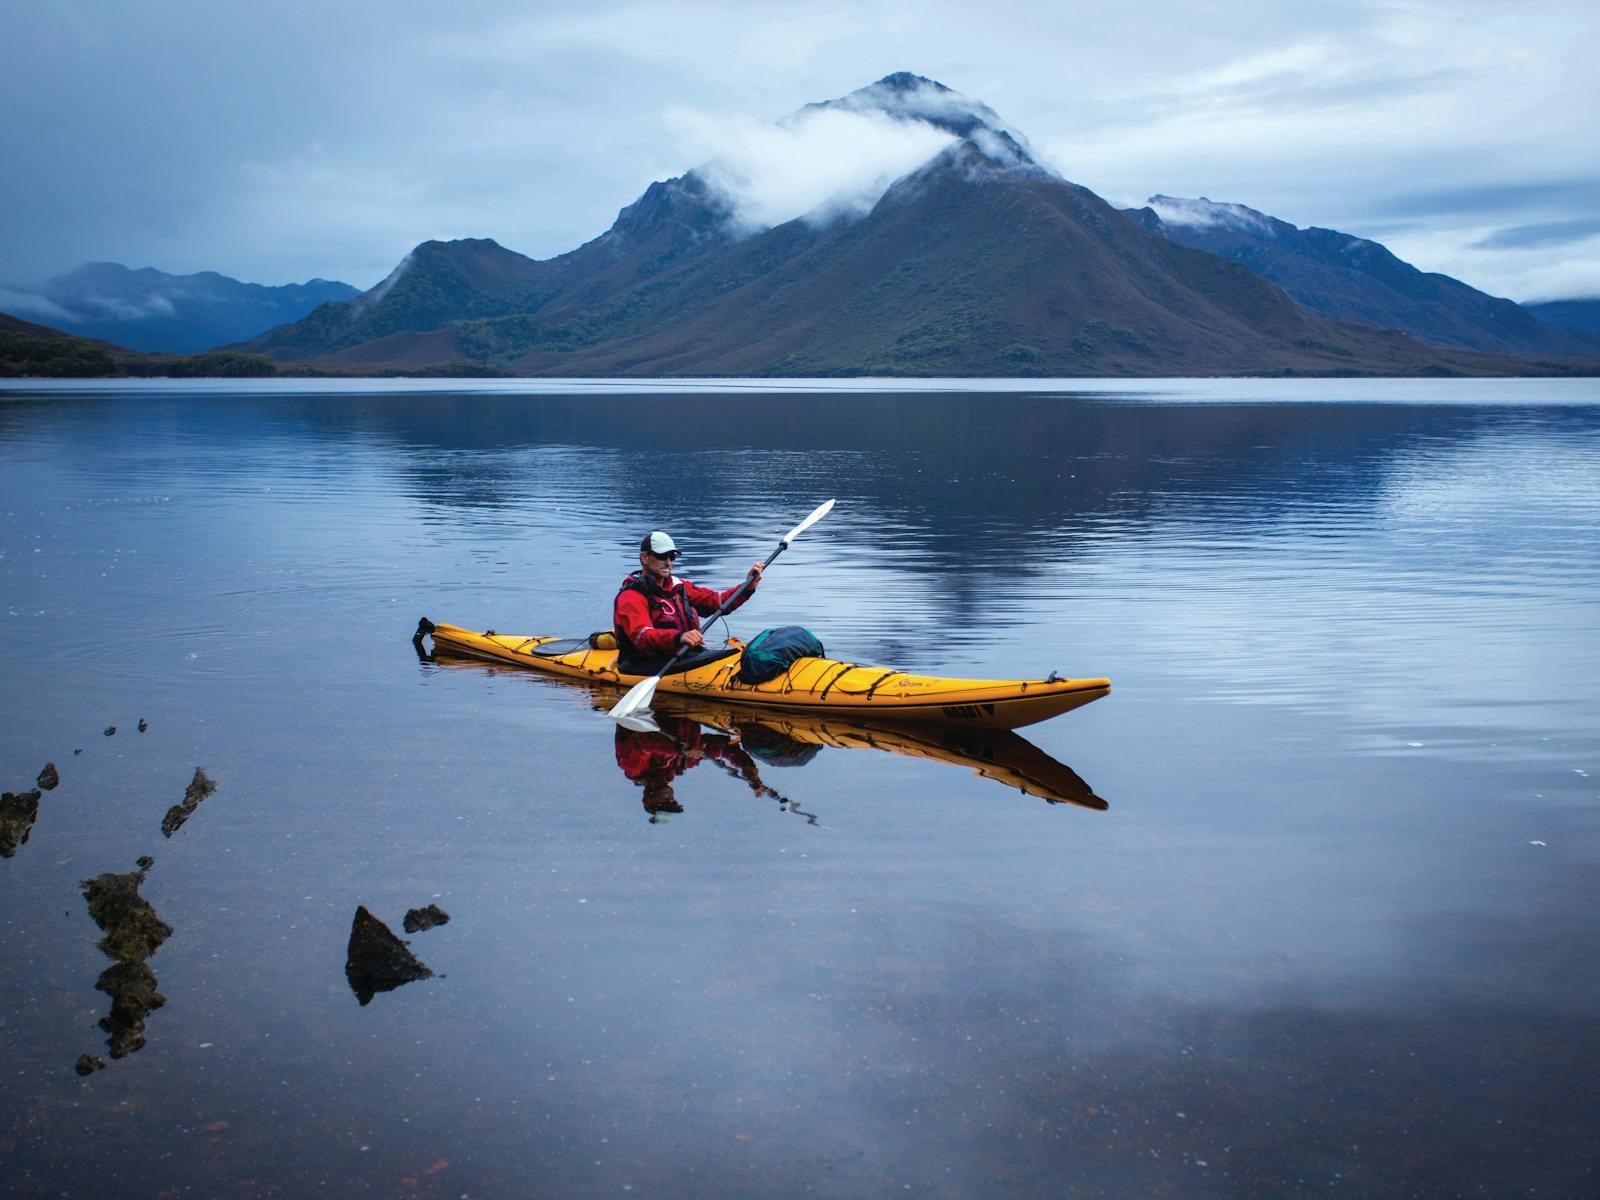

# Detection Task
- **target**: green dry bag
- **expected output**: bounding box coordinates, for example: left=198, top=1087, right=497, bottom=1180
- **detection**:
left=737, top=626, right=826, bottom=684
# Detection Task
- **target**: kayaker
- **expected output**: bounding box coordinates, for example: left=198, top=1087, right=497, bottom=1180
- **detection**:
left=613, top=531, right=764, bottom=673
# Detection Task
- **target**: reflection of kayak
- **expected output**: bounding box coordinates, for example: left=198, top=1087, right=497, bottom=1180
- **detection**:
left=650, top=692, right=1107, bottom=810
left=422, top=621, right=1110, bottom=731
left=423, top=648, right=1108, bottom=811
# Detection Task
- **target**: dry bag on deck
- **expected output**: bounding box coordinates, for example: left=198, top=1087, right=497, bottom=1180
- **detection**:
left=737, top=626, right=825, bottom=685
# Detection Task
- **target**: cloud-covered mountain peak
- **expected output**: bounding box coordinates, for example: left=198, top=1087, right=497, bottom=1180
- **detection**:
left=799, top=73, right=1054, bottom=179
left=659, top=73, right=1058, bottom=240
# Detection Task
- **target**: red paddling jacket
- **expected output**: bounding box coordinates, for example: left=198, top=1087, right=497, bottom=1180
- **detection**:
left=613, top=569, right=756, bottom=667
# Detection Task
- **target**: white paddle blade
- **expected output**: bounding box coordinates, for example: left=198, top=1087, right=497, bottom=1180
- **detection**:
left=784, top=498, right=835, bottom=544
left=609, top=674, right=660, bottom=720
left=613, top=712, right=661, bottom=734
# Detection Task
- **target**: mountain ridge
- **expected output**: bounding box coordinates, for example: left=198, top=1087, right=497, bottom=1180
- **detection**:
left=2, top=262, right=359, bottom=354
left=238, top=74, right=1599, bottom=377
left=1522, top=298, right=1600, bottom=335
left=1129, top=196, right=1600, bottom=360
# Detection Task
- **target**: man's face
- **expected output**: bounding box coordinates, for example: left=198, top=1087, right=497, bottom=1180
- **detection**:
left=641, top=549, right=677, bottom=583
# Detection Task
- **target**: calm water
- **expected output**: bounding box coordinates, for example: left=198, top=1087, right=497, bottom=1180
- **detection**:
left=2, top=378, right=1598, bottom=1198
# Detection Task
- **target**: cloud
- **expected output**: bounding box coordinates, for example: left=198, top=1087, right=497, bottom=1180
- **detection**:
left=360, top=252, right=414, bottom=305
left=667, top=104, right=957, bottom=235
left=1369, top=220, right=1600, bottom=304
left=1471, top=217, right=1600, bottom=251
left=1379, top=179, right=1600, bottom=220
left=3, top=1, right=1598, bottom=297
left=1147, top=195, right=1273, bottom=234
left=0, top=287, right=79, bottom=325
left=74, top=292, right=179, bottom=321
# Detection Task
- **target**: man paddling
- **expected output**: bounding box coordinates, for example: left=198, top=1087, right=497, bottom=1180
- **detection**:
left=613, top=531, right=764, bottom=675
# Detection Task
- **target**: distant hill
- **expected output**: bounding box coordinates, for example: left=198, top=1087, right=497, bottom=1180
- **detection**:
left=2, top=263, right=359, bottom=354
left=242, top=74, right=1597, bottom=377
left=1522, top=298, right=1600, bottom=334
left=1127, top=196, right=1600, bottom=360
left=1, top=312, right=124, bottom=376
left=0, top=312, right=284, bottom=378
left=1, top=311, right=83, bottom=340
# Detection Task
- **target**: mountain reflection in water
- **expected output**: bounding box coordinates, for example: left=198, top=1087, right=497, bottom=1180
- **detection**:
left=422, top=647, right=1107, bottom=817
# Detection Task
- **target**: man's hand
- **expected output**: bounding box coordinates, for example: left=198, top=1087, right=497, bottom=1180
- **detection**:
left=679, top=629, right=705, bottom=649
left=748, top=560, right=765, bottom=581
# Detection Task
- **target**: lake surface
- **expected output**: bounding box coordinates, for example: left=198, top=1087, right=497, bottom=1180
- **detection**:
left=2, top=378, right=1597, bottom=1198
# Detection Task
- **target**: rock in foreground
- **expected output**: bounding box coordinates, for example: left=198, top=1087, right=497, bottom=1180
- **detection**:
left=80, top=859, right=172, bottom=1058
left=403, top=904, right=450, bottom=933
left=162, top=767, right=217, bottom=837
left=345, top=906, right=433, bottom=1006
left=1, top=790, right=41, bottom=858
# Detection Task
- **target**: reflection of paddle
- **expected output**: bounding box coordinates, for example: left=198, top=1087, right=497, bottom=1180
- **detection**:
left=608, top=499, right=835, bottom=722
left=702, top=753, right=821, bottom=825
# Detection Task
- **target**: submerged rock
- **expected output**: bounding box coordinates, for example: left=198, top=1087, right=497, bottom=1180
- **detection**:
left=161, top=768, right=217, bottom=837
left=184, top=768, right=215, bottom=804
left=75, top=1054, right=106, bottom=1076
left=96, top=959, right=167, bottom=1057
left=80, top=859, right=172, bottom=1059
left=38, top=762, right=60, bottom=790
left=82, top=861, right=172, bottom=963
left=1, top=789, right=42, bottom=858
left=403, top=904, right=450, bottom=933
left=345, top=905, right=433, bottom=1006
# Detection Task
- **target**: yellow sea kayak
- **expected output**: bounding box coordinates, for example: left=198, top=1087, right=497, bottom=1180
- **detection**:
left=420, top=619, right=1110, bottom=730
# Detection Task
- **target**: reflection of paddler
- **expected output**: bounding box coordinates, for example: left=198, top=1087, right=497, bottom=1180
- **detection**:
left=614, top=714, right=770, bottom=821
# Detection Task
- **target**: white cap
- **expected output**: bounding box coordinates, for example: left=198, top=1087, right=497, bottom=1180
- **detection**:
left=642, top=531, right=678, bottom=555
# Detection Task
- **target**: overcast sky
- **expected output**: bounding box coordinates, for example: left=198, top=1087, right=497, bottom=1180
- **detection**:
left=3, top=0, right=1597, bottom=301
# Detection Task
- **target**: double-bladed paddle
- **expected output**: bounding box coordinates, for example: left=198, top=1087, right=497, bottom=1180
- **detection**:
left=607, top=498, right=835, bottom=721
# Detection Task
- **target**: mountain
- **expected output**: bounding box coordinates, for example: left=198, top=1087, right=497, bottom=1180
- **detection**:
left=1128, top=197, right=1600, bottom=360
left=242, top=74, right=1596, bottom=377
left=3, top=263, right=359, bottom=354
left=1522, top=298, right=1600, bottom=335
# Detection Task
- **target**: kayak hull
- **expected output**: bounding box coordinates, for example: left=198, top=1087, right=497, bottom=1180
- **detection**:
left=425, top=622, right=1109, bottom=730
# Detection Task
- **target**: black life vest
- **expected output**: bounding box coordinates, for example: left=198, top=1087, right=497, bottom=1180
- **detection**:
left=614, top=570, right=701, bottom=663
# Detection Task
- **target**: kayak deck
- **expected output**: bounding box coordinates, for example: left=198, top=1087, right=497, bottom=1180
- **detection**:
left=424, top=621, right=1109, bottom=730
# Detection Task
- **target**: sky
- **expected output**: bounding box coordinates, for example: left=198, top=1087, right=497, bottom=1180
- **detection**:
left=2, top=0, right=1597, bottom=302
